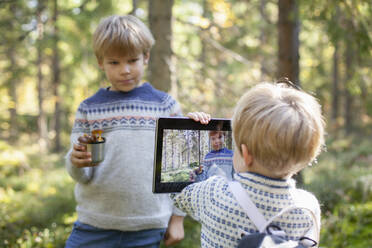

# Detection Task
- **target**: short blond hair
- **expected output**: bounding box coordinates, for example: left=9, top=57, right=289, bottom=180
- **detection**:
left=93, top=15, right=155, bottom=63
left=232, top=82, right=325, bottom=176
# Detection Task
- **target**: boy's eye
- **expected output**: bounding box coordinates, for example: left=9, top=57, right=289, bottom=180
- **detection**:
left=129, top=58, right=139, bottom=63
left=109, top=61, right=119, bottom=65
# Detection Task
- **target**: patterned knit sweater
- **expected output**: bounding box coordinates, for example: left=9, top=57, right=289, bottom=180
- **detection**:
left=65, top=83, right=183, bottom=231
left=173, top=172, right=321, bottom=248
left=195, top=148, right=234, bottom=181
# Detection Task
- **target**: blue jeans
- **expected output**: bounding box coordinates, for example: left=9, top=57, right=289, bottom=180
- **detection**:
left=65, top=221, right=166, bottom=248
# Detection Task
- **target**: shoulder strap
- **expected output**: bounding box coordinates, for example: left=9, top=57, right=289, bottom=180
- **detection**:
left=229, top=181, right=268, bottom=232
left=229, top=181, right=319, bottom=240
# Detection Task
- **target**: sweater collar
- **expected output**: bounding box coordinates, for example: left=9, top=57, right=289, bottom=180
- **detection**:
left=101, top=82, right=151, bottom=97
left=234, top=172, right=296, bottom=190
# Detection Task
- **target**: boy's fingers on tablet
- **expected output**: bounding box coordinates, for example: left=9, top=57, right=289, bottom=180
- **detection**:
left=187, top=112, right=211, bottom=124
left=187, top=112, right=199, bottom=121
left=200, top=112, right=211, bottom=124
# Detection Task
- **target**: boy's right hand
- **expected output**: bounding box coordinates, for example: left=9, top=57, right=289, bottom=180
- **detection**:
left=187, top=112, right=211, bottom=124
left=70, top=143, right=96, bottom=168
left=194, top=165, right=203, bottom=175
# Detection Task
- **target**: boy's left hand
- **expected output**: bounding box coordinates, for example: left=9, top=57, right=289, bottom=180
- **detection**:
left=187, top=112, right=211, bottom=124
left=163, top=215, right=185, bottom=246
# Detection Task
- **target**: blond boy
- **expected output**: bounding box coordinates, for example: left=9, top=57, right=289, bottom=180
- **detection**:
left=173, top=82, right=325, bottom=247
left=65, top=15, right=209, bottom=247
left=193, top=131, right=234, bottom=182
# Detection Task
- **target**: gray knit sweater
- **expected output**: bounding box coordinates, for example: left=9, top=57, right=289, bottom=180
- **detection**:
left=65, top=83, right=183, bottom=231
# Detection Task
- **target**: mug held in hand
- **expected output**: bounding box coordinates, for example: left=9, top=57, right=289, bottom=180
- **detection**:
left=78, top=130, right=105, bottom=164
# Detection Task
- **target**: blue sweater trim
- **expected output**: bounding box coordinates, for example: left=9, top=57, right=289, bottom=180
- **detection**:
left=236, top=172, right=291, bottom=189
left=83, top=83, right=168, bottom=105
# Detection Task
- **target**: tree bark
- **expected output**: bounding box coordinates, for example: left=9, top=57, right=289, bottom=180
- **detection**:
left=7, top=46, right=18, bottom=143
left=148, top=0, right=174, bottom=93
left=332, top=42, right=340, bottom=121
left=278, top=0, right=302, bottom=185
left=277, top=0, right=300, bottom=85
left=344, top=35, right=354, bottom=134
left=200, top=0, right=208, bottom=80
left=37, top=0, right=48, bottom=152
left=52, top=0, right=62, bottom=152
left=259, top=0, right=269, bottom=79
left=130, top=0, right=138, bottom=15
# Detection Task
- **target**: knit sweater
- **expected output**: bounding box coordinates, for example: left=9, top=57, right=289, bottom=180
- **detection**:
left=173, top=172, right=321, bottom=248
left=195, top=148, right=234, bottom=181
left=65, top=83, right=183, bottom=231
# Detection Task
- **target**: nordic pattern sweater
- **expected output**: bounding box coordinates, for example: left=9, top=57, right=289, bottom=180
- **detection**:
left=173, top=172, right=321, bottom=248
left=65, top=83, right=183, bottom=231
left=195, top=148, right=234, bottom=182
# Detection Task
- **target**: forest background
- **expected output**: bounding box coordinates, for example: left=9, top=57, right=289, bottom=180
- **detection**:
left=0, top=0, right=371, bottom=247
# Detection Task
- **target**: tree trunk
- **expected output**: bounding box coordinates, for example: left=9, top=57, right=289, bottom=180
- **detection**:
left=200, top=0, right=208, bottom=80
left=278, top=0, right=302, bottom=185
left=332, top=42, right=340, bottom=121
left=37, top=0, right=48, bottom=152
left=52, top=0, right=62, bottom=152
left=148, top=0, right=174, bottom=93
left=277, top=0, right=300, bottom=85
left=130, top=0, right=138, bottom=15
left=259, top=0, right=269, bottom=79
left=344, top=36, right=354, bottom=134
left=7, top=46, right=18, bottom=143
left=7, top=3, right=18, bottom=143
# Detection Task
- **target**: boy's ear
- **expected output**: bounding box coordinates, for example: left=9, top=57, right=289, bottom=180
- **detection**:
left=241, top=144, right=253, bottom=167
left=143, top=52, right=150, bottom=65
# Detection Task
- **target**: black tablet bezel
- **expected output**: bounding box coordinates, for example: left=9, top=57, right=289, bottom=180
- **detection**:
left=153, top=117, right=232, bottom=193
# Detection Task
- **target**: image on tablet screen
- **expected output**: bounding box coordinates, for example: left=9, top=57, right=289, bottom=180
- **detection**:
left=160, top=129, right=233, bottom=183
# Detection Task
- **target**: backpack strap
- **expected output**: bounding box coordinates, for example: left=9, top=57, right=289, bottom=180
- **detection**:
left=229, top=181, right=268, bottom=232
left=229, top=181, right=319, bottom=242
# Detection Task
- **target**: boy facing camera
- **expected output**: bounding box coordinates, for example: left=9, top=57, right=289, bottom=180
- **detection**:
left=192, top=131, right=234, bottom=182
left=173, top=81, right=325, bottom=247
left=65, top=15, right=210, bottom=247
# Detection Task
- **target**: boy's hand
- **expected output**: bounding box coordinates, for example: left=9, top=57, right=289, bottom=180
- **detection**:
left=187, top=112, right=211, bottom=124
left=194, top=165, right=203, bottom=175
left=163, top=215, right=185, bottom=246
left=70, top=143, right=96, bottom=168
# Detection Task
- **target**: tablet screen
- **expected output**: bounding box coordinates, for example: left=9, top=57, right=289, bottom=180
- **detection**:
left=153, top=117, right=233, bottom=193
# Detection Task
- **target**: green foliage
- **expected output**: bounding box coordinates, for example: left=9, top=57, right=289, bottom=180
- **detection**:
left=302, top=135, right=372, bottom=247
left=189, top=162, right=199, bottom=168
left=162, top=168, right=192, bottom=182
left=0, top=144, right=75, bottom=247
left=0, top=141, right=28, bottom=178
left=320, top=203, right=372, bottom=248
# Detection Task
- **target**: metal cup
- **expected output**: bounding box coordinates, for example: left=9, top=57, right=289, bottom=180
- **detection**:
left=87, top=137, right=105, bottom=164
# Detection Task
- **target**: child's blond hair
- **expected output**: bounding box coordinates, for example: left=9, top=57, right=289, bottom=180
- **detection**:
left=232, top=82, right=325, bottom=177
left=93, top=15, right=155, bottom=63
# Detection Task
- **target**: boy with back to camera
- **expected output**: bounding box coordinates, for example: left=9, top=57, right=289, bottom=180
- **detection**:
left=192, top=131, right=234, bottom=182
left=65, top=15, right=210, bottom=248
left=173, top=81, right=325, bottom=247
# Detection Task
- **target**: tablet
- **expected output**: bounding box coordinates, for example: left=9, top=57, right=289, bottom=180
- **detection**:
left=153, top=117, right=233, bottom=193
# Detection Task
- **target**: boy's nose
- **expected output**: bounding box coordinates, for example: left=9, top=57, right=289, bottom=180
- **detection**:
left=121, top=64, right=130, bottom=74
